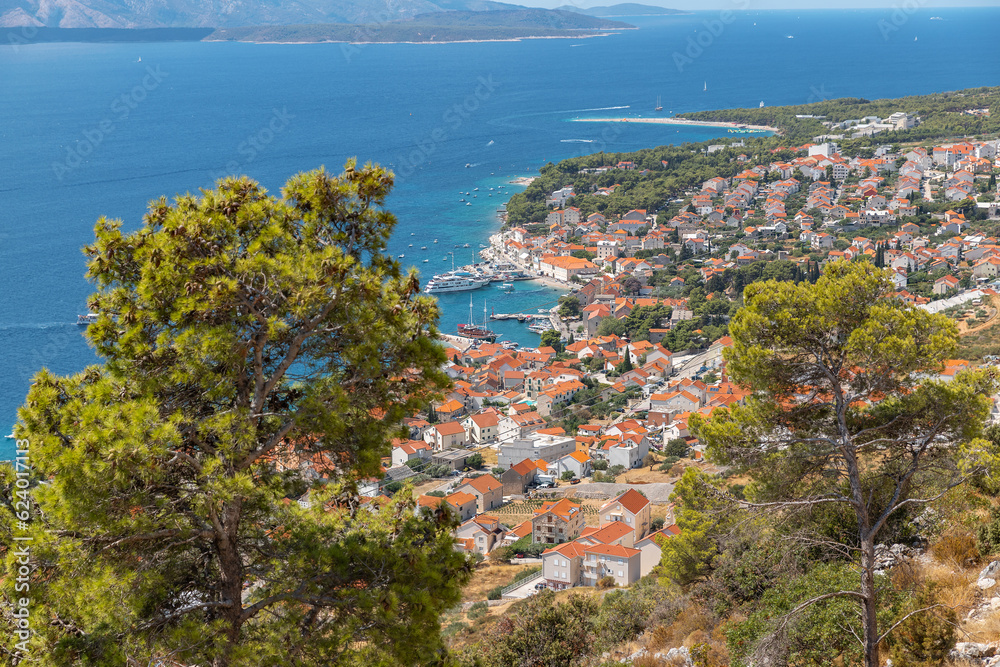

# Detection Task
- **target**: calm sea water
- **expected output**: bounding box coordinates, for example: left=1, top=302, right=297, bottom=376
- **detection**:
left=2, top=8, right=999, bottom=453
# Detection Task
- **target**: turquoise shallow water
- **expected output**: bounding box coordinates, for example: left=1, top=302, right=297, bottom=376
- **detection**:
left=2, top=8, right=1000, bottom=454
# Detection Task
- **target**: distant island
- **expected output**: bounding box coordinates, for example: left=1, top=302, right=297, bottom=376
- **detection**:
left=555, top=3, right=687, bottom=17
left=1, top=0, right=634, bottom=44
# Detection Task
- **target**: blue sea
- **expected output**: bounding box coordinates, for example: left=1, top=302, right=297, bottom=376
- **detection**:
left=2, top=7, right=1000, bottom=455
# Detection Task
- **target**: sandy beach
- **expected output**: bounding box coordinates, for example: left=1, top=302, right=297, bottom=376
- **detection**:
left=509, top=176, right=537, bottom=186
left=530, top=274, right=575, bottom=291
left=570, top=117, right=779, bottom=133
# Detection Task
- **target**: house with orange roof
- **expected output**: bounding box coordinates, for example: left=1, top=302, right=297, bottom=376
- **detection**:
left=455, top=515, right=506, bottom=555
left=532, top=498, right=584, bottom=545
left=599, top=489, right=651, bottom=541
left=500, top=457, right=546, bottom=495
left=502, top=519, right=534, bottom=547
left=581, top=543, right=643, bottom=587
left=541, top=540, right=588, bottom=590
left=436, top=398, right=466, bottom=421
left=539, top=255, right=599, bottom=282
left=455, top=474, right=504, bottom=513
left=536, top=379, right=587, bottom=417
left=606, top=431, right=650, bottom=470
left=635, top=525, right=681, bottom=576
left=933, top=274, right=960, bottom=296
left=578, top=520, right=635, bottom=548
left=443, top=491, right=478, bottom=522
left=547, top=450, right=591, bottom=479
left=391, top=439, right=432, bottom=467
left=464, top=411, right=500, bottom=444
left=425, top=420, right=469, bottom=450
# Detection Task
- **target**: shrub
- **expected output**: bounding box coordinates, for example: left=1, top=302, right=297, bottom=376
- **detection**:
left=487, top=585, right=503, bottom=601
left=660, top=456, right=679, bottom=471
left=592, top=459, right=609, bottom=471
left=651, top=517, right=665, bottom=532
left=488, top=546, right=513, bottom=564
left=442, top=621, right=468, bottom=638
left=426, top=490, right=446, bottom=498
left=931, top=528, right=979, bottom=566
left=977, top=505, right=1000, bottom=556
left=664, top=437, right=690, bottom=458
left=596, top=576, right=616, bottom=590
left=643, top=453, right=659, bottom=467
left=609, top=464, right=626, bottom=477
left=561, top=470, right=576, bottom=481
left=513, top=566, right=542, bottom=583
left=467, top=601, right=489, bottom=621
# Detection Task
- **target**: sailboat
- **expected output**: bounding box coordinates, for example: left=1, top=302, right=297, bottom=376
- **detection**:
left=655, top=96, right=663, bottom=112
left=704, top=81, right=707, bottom=92
left=457, top=297, right=497, bottom=341
left=759, top=101, right=765, bottom=108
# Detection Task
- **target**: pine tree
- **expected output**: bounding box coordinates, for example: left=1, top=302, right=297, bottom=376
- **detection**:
left=7, top=164, right=471, bottom=666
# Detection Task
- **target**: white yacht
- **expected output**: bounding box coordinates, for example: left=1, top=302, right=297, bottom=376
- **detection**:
left=423, top=271, right=490, bottom=294
left=77, top=313, right=98, bottom=325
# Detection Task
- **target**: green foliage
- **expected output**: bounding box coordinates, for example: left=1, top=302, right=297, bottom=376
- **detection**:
left=596, top=317, right=627, bottom=337
left=692, top=260, right=998, bottom=666
left=560, top=470, right=576, bottom=481
left=594, top=584, right=667, bottom=651
left=592, top=459, right=609, bottom=471
left=977, top=505, right=1000, bottom=556
left=558, top=295, right=582, bottom=318
left=887, top=584, right=956, bottom=667
left=608, top=464, right=626, bottom=477
left=487, top=586, right=504, bottom=601
left=659, top=469, right=731, bottom=586
left=4, top=164, right=473, bottom=666
left=491, top=466, right=506, bottom=476
left=664, top=437, right=690, bottom=458
left=727, top=564, right=905, bottom=667
left=467, top=601, right=489, bottom=621
left=539, top=329, right=562, bottom=352
left=659, top=456, right=679, bottom=470
left=467, top=452, right=484, bottom=469
left=479, top=592, right=598, bottom=667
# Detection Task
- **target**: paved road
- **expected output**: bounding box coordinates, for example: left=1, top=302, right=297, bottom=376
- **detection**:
left=502, top=571, right=545, bottom=599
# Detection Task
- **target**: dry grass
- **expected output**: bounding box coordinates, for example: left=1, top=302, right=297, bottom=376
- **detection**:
left=930, top=528, right=980, bottom=569
left=461, top=563, right=538, bottom=602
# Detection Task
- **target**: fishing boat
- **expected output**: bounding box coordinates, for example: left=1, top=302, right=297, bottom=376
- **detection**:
left=457, top=297, right=497, bottom=341
left=398, top=254, right=405, bottom=259
left=498, top=282, right=514, bottom=292
left=77, top=313, right=98, bottom=325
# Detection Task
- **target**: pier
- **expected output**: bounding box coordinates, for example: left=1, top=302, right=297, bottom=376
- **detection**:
left=490, top=312, right=544, bottom=322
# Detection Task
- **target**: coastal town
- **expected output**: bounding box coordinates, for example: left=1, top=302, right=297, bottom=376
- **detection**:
left=279, top=126, right=1000, bottom=622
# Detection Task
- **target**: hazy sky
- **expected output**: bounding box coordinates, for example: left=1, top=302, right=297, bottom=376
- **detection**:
left=515, top=0, right=1000, bottom=8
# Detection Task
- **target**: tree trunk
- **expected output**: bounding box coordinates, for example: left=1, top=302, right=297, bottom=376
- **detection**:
left=860, top=534, right=879, bottom=667
left=214, top=500, right=245, bottom=667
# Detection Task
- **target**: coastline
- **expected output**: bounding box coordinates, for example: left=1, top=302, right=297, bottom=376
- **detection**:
left=204, top=32, right=623, bottom=46
left=570, top=117, right=780, bottom=133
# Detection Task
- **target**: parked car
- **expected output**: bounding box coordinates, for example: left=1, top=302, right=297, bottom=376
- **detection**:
left=570, top=479, right=581, bottom=485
